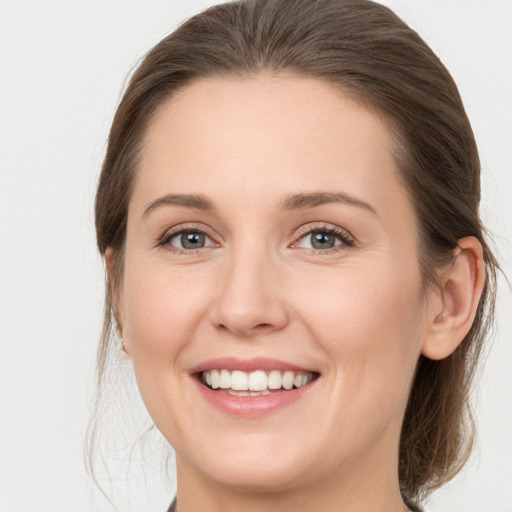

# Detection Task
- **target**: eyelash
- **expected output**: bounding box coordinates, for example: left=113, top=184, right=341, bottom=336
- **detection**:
left=158, top=224, right=217, bottom=255
left=292, top=224, right=355, bottom=253
left=157, top=223, right=356, bottom=255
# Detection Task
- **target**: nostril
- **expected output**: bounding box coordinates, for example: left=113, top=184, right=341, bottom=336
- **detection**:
left=216, top=322, right=273, bottom=336
left=210, top=297, right=289, bottom=337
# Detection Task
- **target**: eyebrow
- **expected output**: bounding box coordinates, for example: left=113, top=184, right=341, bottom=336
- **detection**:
left=278, top=192, right=378, bottom=216
left=143, top=194, right=214, bottom=217
left=143, top=191, right=378, bottom=217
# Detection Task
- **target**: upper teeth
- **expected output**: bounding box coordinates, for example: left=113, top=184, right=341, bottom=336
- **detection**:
left=202, top=369, right=314, bottom=391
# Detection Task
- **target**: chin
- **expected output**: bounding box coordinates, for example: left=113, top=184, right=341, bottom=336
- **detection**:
left=200, top=460, right=309, bottom=493
left=176, top=432, right=320, bottom=492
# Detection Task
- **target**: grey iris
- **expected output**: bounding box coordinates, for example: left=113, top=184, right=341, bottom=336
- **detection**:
left=311, top=231, right=335, bottom=249
left=181, top=232, right=205, bottom=249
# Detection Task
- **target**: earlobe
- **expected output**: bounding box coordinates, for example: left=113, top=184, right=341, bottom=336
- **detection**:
left=421, top=236, right=486, bottom=361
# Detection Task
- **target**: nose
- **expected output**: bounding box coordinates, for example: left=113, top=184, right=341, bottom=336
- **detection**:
left=209, top=245, right=289, bottom=338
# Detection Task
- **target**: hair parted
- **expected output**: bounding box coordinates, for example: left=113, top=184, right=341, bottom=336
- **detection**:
left=92, top=0, right=499, bottom=502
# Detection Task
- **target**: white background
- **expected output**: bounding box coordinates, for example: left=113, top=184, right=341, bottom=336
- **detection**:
left=0, top=1, right=511, bottom=511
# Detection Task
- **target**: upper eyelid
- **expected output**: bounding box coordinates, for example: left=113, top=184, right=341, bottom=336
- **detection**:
left=161, top=223, right=217, bottom=240
left=292, top=223, right=355, bottom=241
left=159, top=228, right=218, bottom=254
left=155, top=224, right=218, bottom=251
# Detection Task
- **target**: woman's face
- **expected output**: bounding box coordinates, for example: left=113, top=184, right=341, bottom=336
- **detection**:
left=117, top=75, right=434, bottom=492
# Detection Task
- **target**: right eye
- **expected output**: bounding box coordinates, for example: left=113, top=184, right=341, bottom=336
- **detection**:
left=163, top=230, right=216, bottom=252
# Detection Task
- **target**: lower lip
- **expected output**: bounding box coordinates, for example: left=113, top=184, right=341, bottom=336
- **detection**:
left=193, top=377, right=318, bottom=417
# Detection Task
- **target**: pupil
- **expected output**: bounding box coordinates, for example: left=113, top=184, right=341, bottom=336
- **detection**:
left=311, top=232, right=335, bottom=249
left=181, top=232, right=205, bottom=249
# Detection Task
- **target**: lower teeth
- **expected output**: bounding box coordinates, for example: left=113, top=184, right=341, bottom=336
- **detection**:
left=226, top=389, right=272, bottom=396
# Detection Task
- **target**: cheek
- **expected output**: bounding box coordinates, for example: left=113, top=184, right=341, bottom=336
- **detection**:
left=295, top=259, right=425, bottom=396
left=120, top=258, right=219, bottom=436
left=121, top=258, right=215, bottom=360
left=285, top=261, right=426, bottom=459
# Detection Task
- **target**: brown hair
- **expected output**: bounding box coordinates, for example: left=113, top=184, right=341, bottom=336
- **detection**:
left=93, top=0, right=499, bottom=502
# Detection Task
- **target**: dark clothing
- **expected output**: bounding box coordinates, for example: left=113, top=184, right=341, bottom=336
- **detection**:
left=167, top=495, right=423, bottom=511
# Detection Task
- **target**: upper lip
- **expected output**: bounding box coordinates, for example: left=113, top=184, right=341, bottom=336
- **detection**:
left=189, top=357, right=319, bottom=375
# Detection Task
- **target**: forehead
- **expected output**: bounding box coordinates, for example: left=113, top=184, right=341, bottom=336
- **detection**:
left=133, top=74, right=409, bottom=221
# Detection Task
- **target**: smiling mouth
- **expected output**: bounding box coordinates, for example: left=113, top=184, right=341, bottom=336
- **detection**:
left=199, top=369, right=319, bottom=396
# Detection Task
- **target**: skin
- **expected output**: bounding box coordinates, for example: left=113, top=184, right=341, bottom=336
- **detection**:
left=112, top=75, right=485, bottom=512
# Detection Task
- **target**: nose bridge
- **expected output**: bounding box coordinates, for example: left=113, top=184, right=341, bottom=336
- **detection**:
left=211, top=234, right=287, bottom=337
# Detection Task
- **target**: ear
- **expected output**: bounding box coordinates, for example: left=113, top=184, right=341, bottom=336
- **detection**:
left=105, top=248, right=129, bottom=354
left=421, top=236, right=486, bottom=361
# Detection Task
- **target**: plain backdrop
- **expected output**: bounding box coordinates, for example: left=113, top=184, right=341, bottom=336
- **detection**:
left=0, top=1, right=511, bottom=511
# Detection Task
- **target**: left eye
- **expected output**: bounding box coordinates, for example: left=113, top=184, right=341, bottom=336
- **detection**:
left=167, top=230, right=214, bottom=250
left=296, top=230, right=349, bottom=250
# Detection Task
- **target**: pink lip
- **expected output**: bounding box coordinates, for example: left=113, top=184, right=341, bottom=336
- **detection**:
left=189, top=356, right=317, bottom=374
left=189, top=357, right=320, bottom=418
left=193, top=377, right=318, bottom=417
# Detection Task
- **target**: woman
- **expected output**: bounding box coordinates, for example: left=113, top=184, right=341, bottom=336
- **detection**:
left=92, top=0, right=499, bottom=510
